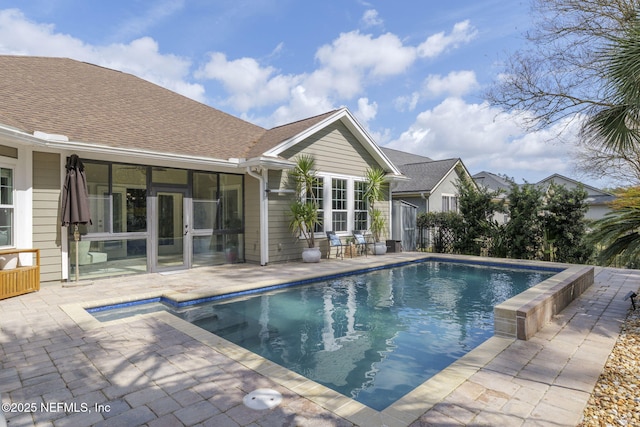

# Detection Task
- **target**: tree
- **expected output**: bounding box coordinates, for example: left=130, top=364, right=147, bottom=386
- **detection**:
left=582, top=20, right=640, bottom=154
left=416, top=211, right=461, bottom=253
left=454, top=177, right=505, bottom=255
left=541, top=183, right=592, bottom=263
left=504, top=183, right=544, bottom=259
left=288, top=155, right=321, bottom=248
left=487, top=0, right=639, bottom=132
left=588, top=186, right=640, bottom=267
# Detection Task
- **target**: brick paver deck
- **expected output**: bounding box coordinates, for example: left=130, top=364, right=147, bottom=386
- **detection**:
left=1, top=253, right=638, bottom=426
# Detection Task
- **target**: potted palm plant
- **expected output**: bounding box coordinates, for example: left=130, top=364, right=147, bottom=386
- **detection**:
left=364, top=167, right=388, bottom=255
left=288, top=154, right=322, bottom=262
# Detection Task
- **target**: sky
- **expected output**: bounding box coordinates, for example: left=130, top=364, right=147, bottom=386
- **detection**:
left=0, top=0, right=607, bottom=188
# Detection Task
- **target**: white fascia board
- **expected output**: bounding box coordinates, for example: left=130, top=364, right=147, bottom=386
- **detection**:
left=264, top=108, right=404, bottom=177
left=431, top=160, right=463, bottom=194
left=0, top=126, right=239, bottom=169
left=241, top=156, right=295, bottom=170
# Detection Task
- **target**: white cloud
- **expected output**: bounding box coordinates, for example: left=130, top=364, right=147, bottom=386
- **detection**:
left=355, top=97, right=377, bottom=125
left=423, top=70, right=479, bottom=98
left=384, top=97, right=579, bottom=182
left=315, top=31, right=416, bottom=78
left=195, top=52, right=301, bottom=110
left=417, top=20, right=478, bottom=59
left=394, top=92, right=420, bottom=112
left=361, top=9, right=383, bottom=28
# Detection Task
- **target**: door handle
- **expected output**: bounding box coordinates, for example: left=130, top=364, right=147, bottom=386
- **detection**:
left=184, top=225, right=189, bottom=235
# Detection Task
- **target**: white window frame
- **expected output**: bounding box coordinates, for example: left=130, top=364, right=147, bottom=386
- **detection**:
left=314, top=174, right=367, bottom=237
left=0, top=165, right=15, bottom=248
left=442, top=193, right=458, bottom=213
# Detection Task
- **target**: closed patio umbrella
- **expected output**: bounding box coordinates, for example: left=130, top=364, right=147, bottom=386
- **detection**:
left=61, top=154, right=92, bottom=282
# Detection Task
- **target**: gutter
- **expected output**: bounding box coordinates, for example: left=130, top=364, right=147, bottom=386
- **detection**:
left=246, top=166, right=269, bottom=266
left=0, top=126, right=239, bottom=168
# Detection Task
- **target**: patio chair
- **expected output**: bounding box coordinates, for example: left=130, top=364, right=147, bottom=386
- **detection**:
left=352, top=231, right=372, bottom=257
left=326, top=231, right=348, bottom=259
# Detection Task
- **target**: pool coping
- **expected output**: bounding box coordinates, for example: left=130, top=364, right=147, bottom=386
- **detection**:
left=59, top=254, right=581, bottom=426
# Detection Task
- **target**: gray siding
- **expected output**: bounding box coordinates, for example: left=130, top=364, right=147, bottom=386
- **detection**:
left=281, top=122, right=378, bottom=175
left=244, top=175, right=261, bottom=263
left=266, top=169, right=302, bottom=263
left=32, top=151, right=62, bottom=282
left=267, top=121, right=391, bottom=261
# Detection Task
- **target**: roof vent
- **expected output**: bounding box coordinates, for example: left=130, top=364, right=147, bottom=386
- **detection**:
left=33, top=131, right=69, bottom=142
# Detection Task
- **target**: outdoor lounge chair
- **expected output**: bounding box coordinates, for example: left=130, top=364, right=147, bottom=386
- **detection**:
left=352, top=231, right=372, bottom=257
left=326, top=231, right=348, bottom=259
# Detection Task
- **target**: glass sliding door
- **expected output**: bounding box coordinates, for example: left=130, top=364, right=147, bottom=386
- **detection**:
left=155, top=189, right=189, bottom=270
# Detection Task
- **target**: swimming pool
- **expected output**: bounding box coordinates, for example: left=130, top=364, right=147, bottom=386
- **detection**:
left=87, top=260, right=556, bottom=410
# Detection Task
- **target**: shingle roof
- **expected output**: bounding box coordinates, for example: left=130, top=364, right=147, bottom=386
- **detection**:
left=473, top=171, right=514, bottom=192
left=381, top=147, right=433, bottom=165
left=393, top=158, right=460, bottom=193
left=246, top=110, right=339, bottom=158
left=0, top=56, right=268, bottom=160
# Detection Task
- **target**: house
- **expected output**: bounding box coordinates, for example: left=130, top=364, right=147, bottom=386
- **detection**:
left=473, top=171, right=615, bottom=222
left=0, top=55, right=404, bottom=282
left=381, top=147, right=474, bottom=214
left=535, top=174, right=615, bottom=220
left=472, top=171, right=513, bottom=224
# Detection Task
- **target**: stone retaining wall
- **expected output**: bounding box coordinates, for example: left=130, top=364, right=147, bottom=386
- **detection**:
left=494, top=265, right=594, bottom=340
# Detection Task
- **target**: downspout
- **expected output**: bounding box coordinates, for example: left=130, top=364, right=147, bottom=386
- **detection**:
left=246, top=167, right=269, bottom=265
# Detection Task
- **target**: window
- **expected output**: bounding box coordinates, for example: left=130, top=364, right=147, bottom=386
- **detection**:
left=332, top=178, right=348, bottom=232
left=354, top=180, right=367, bottom=231
left=310, top=179, right=324, bottom=233
left=442, top=194, right=458, bottom=212
left=0, top=167, right=13, bottom=247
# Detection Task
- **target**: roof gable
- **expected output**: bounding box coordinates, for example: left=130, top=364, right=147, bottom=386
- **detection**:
left=254, top=108, right=402, bottom=176
left=394, top=158, right=463, bottom=193
left=380, top=147, right=433, bottom=165
left=536, top=173, right=613, bottom=196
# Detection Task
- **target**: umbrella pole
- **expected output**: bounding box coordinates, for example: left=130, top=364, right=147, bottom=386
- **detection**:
left=74, top=224, right=80, bottom=282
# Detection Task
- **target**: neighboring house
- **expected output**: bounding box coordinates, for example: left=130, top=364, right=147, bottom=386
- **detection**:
left=535, top=174, right=616, bottom=221
left=473, top=171, right=615, bottom=222
left=472, top=171, right=513, bottom=224
left=382, top=147, right=474, bottom=214
left=0, top=55, right=404, bottom=282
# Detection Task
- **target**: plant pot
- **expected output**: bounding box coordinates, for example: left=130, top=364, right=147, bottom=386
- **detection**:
left=302, top=247, right=322, bottom=263
left=372, top=242, right=387, bottom=255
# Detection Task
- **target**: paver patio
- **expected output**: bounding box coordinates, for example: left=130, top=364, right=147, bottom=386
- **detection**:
left=1, top=253, right=638, bottom=426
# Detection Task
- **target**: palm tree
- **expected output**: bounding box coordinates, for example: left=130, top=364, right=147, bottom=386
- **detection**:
left=363, top=167, right=387, bottom=243
left=582, top=21, right=640, bottom=153
left=582, top=21, right=640, bottom=266
left=589, top=187, right=640, bottom=267
left=288, top=154, right=321, bottom=249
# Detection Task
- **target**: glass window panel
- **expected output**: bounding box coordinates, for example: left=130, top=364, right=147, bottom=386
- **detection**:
left=193, top=233, right=244, bottom=267
left=193, top=172, right=218, bottom=230
left=310, top=179, right=324, bottom=233
left=69, top=238, right=147, bottom=280
left=113, top=164, right=147, bottom=232
left=84, top=162, right=111, bottom=234
left=152, top=167, right=188, bottom=185
left=354, top=181, right=367, bottom=231
left=332, top=179, right=347, bottom=210
left=220, top=174, right=243, bottom=230
left=0, top=208, right=12, bottom=246
left=0, top=168, right=13, bottom=205
left=332, top=211, right=348, bottom=232
left=0, top=168, right=13, bottom=246
left=354, top=211, right=368, bottom=233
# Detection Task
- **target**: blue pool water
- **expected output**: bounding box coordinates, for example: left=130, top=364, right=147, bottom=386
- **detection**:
left=88, top=260, right=556, bottom=410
